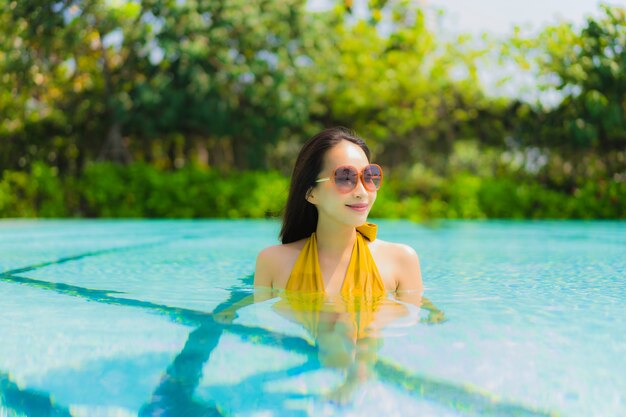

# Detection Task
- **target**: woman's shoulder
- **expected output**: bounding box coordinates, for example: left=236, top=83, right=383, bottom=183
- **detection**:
left=371, top=239, right=419, bottom=261
left=370, top=239, right=422, bottom=291
left=257, top=239, right=307, bottom=262
left=255, top=239, right=308, bottom=288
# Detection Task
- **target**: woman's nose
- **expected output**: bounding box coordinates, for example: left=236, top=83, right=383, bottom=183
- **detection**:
left=353, top=176, right=368, bottom=197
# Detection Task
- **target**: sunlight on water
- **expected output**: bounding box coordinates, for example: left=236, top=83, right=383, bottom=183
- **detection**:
left=1, top=220, right=624, bottom=417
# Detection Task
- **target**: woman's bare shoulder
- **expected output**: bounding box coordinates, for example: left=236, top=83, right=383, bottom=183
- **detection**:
left=371, top=239, right=418, bottom=259
left=371, top=239, right=422, bottom=291
left=255, top=239, right=307, bottom=288
left=257, top=239, right=306, bottom=262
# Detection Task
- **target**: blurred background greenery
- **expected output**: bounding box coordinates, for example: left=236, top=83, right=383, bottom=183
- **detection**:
left=0, top=0, right=624, bottom=220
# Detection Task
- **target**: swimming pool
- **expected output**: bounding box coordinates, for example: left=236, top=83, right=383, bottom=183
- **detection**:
left=1, top=219, right=624, bottom=417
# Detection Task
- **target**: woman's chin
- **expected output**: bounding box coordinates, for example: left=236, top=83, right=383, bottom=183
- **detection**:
left=340, top=217, right=368, bottom=228
left=347, top=211, right=370, bottom=226
left=323, top=208, right=371, bottom=228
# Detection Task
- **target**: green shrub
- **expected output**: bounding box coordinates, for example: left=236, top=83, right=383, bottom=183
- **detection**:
left=0, top=163, right=66, bottom=217
left=75, top=163, right=290, bottom=218
left=0, top=163, right=623, bottom=219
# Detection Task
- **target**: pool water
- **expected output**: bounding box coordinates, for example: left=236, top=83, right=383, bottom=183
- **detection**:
left=0, top=219, right=624, bottom=417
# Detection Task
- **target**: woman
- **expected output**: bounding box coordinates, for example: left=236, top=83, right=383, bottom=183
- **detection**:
left=254, top=126, right=423, bottom=295
left=253, top=127, right=427, bottom=402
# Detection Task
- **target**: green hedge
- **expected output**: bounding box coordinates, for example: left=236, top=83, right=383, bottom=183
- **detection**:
left=1, top=162, right=624, bottom=219
left=76, top=163, right=287, bottom=218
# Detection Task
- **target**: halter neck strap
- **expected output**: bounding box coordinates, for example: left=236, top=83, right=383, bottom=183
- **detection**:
left=356, top=222, right=377, bottom=242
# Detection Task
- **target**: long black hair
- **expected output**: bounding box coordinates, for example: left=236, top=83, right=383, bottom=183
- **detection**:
left=279, top=127, right=371, bottom=244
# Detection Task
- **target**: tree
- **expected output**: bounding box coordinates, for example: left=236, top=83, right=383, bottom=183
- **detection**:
left=136, top=0, right=321, bottom=170
left=308, top=0, right=504, bottom=172
left=507, top=5, right=626, bottom=155
left=0, top=0, right=156, bottom=171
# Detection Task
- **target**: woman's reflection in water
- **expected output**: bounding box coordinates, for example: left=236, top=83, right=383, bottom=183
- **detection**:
left=267, top=289, right=445, bottom=403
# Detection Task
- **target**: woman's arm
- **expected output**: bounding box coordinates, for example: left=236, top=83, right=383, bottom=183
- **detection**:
left=253, top=247, right=277, bottom=303
left=393, top=245, right=447, bottom=324
left=394, top=244, right=423, bottom=294
left=214, top=249, right=277, bottom=324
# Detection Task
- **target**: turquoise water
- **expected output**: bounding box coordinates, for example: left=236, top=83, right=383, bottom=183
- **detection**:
left=0, top=219, right=624, bottom=417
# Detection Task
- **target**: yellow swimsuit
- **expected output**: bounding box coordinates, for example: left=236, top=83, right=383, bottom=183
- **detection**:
left=274, top=223, right=388, bottom=340
left=285, top=222, right=386, bottom=296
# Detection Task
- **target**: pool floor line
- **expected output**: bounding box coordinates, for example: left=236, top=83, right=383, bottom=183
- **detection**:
left=1, top=232, right=213, bottom=276
left=1, top=271, right=559, bottom=417
left=0, top=372, right=72, bottom=417
left=177, top=359, right=321, bottom=417
left=0, top=272, right=313, bottom=352
left=376, top=361, right=558, bottom=417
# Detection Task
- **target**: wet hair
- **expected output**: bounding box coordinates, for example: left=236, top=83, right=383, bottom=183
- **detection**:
left=280, top=127, right=371, bottom=244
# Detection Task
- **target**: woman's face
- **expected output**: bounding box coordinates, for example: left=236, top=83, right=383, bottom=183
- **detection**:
left=308, top=140, right=377, bottom=227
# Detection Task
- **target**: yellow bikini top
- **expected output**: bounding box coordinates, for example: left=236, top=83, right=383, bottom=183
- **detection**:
left=284, top=222, right=386, bottom=297
left=273, top=224, right=411, bottom=343
left=274, top=223, right=388, bottom=341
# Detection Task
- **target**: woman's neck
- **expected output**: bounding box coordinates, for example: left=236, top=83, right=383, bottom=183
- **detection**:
left=315, top=216, right=357, bottom=256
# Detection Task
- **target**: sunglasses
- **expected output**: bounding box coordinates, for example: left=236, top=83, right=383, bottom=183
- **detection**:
left=315, top=164, right=383, bottom=193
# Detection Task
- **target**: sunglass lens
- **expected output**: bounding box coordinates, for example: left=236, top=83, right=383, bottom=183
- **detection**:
left=334, top=167, right=358, bottom=192
left=363, top=165, right=382, bottom=190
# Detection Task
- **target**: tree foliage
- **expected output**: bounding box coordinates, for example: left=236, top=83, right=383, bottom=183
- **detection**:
left=309, top=1, right=510, bottom=171
left=506, top=5, right=626, bottom=155
left=0, top=1, right=624, bottom=219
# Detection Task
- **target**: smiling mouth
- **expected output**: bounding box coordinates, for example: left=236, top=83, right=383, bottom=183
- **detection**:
left=346, top=203, right=369, bottom=211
